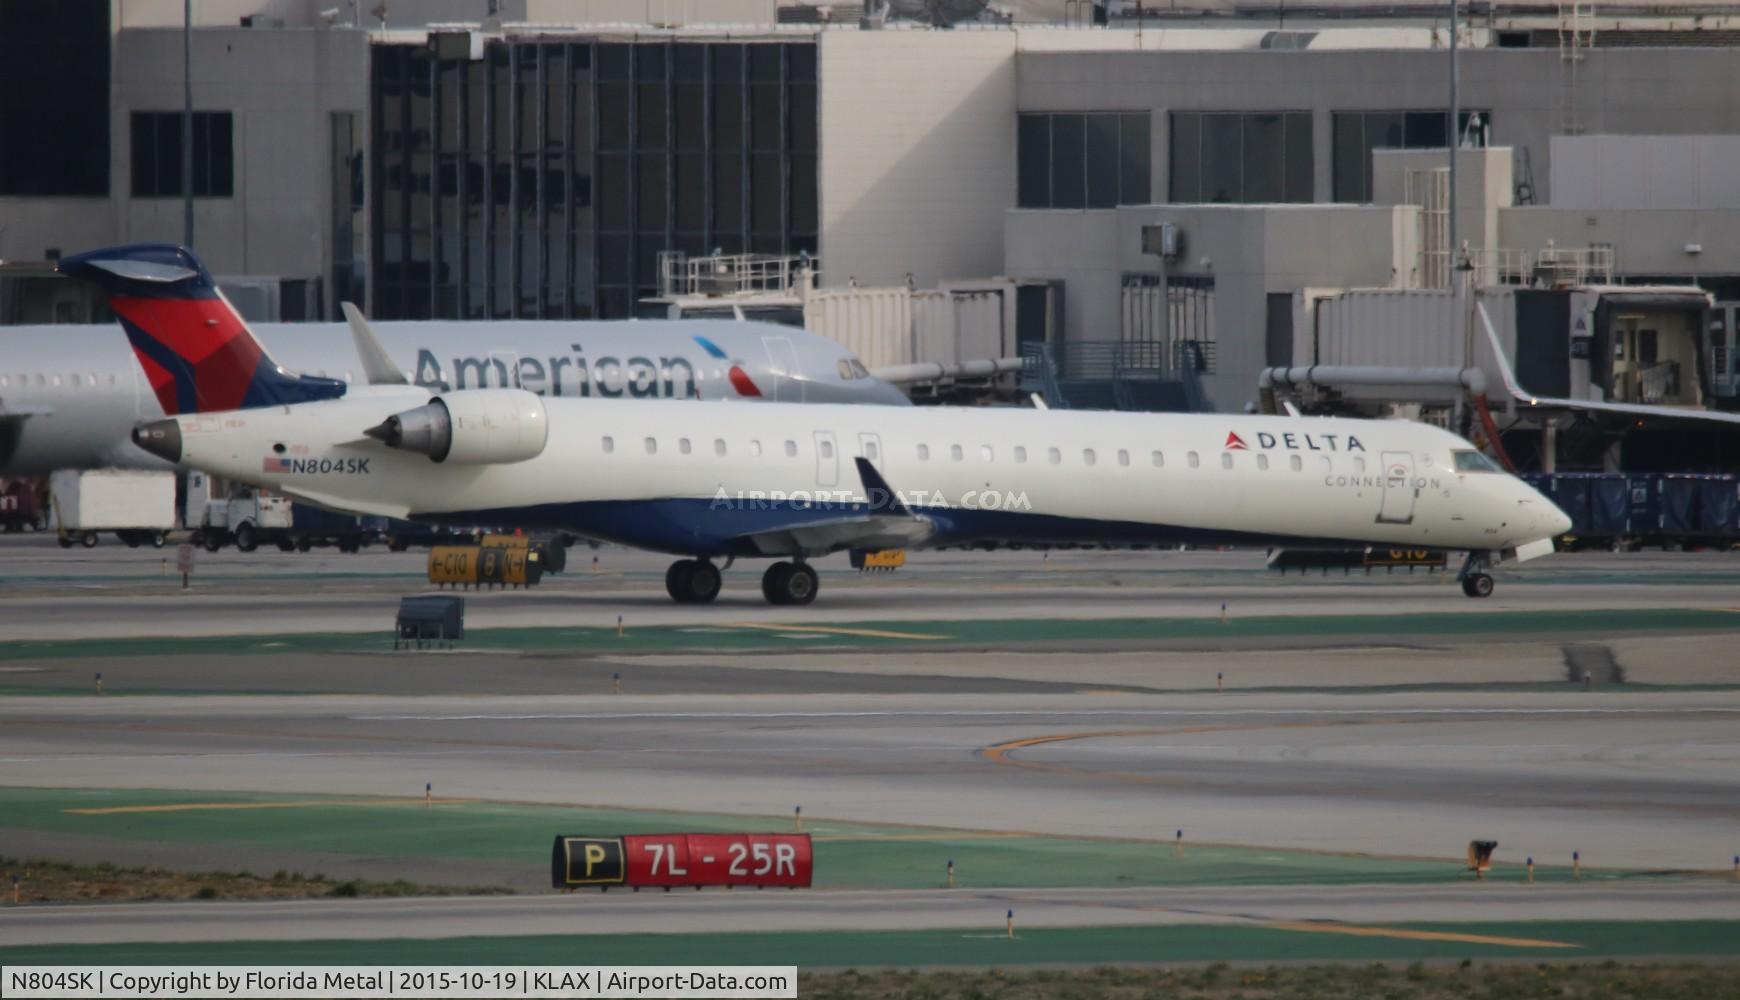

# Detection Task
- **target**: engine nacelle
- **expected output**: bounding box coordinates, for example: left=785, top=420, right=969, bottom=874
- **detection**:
left=366, top=389, right=549, bottom=465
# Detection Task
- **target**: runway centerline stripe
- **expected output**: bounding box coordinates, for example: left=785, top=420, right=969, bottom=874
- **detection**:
left=1257, top=920, right=1579, bottom=949
left=722, top=622, right=950, bottom=640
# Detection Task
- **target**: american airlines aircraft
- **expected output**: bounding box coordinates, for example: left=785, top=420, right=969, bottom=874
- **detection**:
left=99, top=247, right=1572, bottom=604
left=0, top=249, right=906, bottom=475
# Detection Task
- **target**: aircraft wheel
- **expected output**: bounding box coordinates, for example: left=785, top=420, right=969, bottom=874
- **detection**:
left=1461, top=573, right=1494, bottom=599
left=682, top=560, right=722, bottom=604
left=763, top=561, right=817, bottom=606
left=666, top=560, right=696, bottom=602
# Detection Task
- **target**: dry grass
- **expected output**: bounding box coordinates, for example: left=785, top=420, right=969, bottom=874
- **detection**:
left=800, top=962, right=1740, bottom=1000
left=0, top=856, right=509, bottom=903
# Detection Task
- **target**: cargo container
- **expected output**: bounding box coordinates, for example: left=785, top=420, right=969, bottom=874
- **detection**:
left=50, top=470, right=175, bottom=548
left=0, top=479, right=45, bottom=532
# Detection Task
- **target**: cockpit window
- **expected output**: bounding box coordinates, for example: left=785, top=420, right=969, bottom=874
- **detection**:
left=850, top=359, right=870, bottom=379
left=1453, top=450, right=1502, bottom=473
left=837, top=360, right=853, bottom=380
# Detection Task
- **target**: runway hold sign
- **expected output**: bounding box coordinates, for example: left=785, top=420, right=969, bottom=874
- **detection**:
left=551, top=834, right=813, bottom=890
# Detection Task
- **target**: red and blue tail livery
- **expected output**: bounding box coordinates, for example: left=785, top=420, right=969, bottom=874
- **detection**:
left=57, top=243, right=347, bottom=415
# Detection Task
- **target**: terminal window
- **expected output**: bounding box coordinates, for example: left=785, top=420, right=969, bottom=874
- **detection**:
left=130, top=112, right=234, bottom=198
left=0, top=0, right=109, bottom=197
left=1018, top=112, right=1151, bottom=209
left=1168, top=112, right=1312, bottom=204
left=1331, top=110, right=1490, bottom=203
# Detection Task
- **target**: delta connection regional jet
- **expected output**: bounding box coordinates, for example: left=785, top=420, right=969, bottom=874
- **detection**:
left=67, top=244, right=1570, bottom=606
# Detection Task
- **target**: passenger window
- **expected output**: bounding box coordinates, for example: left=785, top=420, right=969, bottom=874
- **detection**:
left=1220, top=452, right=1233, bottom=470
left=980, top=445, right=994, bottom=462
left=951, top=444, right=963, bottom=461
left=602, top=436, right=615, bottom=454
left=918, top=444, right=930, bottom=461
left=1187, top=451, right=1200, bottom=469
left=51, top=375, right=61, bottom=387
left=784, top=440, right=797, bottom=457
left=1048, top=447, right=1062, bottom=465
left=0, top=375, right=9, bottom=387
left=679, top=438, right=692, bottom=455
left=644, top=437, right=657, bottom=455
left=1257, top=454, right=1269, bottom=471
left=1014, top=446, right=1027, bottom=463
left=750, top=439, right=763, bottom=457
left=1083, top=448, right=1096, bottom=466
left=1290, top=455, right=1302, bottom=472
left=820, top=440, right=833, bottom=459
left=714, top=439, right=726, bottom=456
left=1117, top=449, right=1129, bottom=467
left=1151, top=450, right=1164, bottom=467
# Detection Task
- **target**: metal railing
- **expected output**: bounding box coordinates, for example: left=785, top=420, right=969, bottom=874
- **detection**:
left=657, top=251, right=819, bottom=299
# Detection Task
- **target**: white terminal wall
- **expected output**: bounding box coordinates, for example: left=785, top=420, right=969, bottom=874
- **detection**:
left=817, top=29, right=1018, bottom=290
left=1005, top=203, right=1417, bottom=409
left=111, top=27, right=370, bottom=282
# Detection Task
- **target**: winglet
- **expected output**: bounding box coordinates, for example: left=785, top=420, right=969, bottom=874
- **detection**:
left=341, top=302, right=409, bottom=386
left=854, top=457, right=911, bottom=517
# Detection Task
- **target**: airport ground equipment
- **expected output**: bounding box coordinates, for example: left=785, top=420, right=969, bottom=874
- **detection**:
left=1267, top=547, right=1448, bottom=575
left=285, top=503, right=385, bottom=552
left=192, top=491, right=292, bottom=552
left=1522, top=471, right=1740, bottom=549
left=850, top=548, right=906, bottom=571
left=0, top=479, right=45, bottom=532
left=394, top=595, right=463, bottom=649
left=481, top=532, right=565, bottom=573
left=551, top=833, right=812, bottom=891
left=1467, top=840, right=1498, bottom=879
left=49, top=469, right=174, bottom=549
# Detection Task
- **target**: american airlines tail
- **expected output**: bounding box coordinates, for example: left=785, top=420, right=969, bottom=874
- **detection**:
left=56, top=243, right=347, bottom=415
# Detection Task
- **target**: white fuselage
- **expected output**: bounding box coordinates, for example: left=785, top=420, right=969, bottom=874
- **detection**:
left=171, top=393, right=1569, bottom=557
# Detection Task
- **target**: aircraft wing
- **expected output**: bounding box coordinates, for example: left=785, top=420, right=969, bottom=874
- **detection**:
left=1479, top=303, right=1740, bottom=427
left=728, top=457, right=935, bottom=556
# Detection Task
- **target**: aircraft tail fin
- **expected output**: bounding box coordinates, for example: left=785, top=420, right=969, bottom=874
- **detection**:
left=57, top=243, right=347, bottom=415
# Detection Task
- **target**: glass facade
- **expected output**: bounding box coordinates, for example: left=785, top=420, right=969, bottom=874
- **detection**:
left=372, top=39, right=818, bottom=320
left=0, top=0, right=109, bottom=197
left=130, top=112, right=234, bottom=198
left=1168, top=111, right=1312, bottom=204
left=1331, top=110, right=1491, bottom=203
left=1017, top=112, right=1151, bottom=209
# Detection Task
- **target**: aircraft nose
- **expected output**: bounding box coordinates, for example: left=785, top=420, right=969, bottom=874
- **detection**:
left=1548, top=502, right=1573, bottom=537
left=132, top=419, right=182, bottom=463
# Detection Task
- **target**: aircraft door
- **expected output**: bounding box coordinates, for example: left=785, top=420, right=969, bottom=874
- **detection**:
left=1376, top=451, right=1417, bottom=525
left=814, top=431, right=839, bottom=489
left=762, top=336, right=802, bottom=402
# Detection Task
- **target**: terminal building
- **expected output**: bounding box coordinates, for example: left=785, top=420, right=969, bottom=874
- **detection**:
left=5, top=0, right=1740, bottom=467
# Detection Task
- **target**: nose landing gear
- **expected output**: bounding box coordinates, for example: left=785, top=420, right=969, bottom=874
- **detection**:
left=1457, top=551, right=1495, bottom=598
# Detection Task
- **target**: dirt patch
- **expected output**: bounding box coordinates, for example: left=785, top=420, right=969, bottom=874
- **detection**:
left=0, top=856, right=509, bottom=904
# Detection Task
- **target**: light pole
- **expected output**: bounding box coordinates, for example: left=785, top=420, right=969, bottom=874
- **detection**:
left=182, top=0, right=194, bottom=249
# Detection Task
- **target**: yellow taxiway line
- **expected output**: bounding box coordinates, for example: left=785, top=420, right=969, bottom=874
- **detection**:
left=1259, top=920, right=1578, bottom=949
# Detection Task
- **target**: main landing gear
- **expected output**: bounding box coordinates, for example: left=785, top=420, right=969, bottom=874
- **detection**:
left=760, top=561, right=819, bottom=606
left=663, top=558, right=821, bottom=605
left=1458, top=551, right=1495, bottom=599
left=664, top=559, right=722, bottom=604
